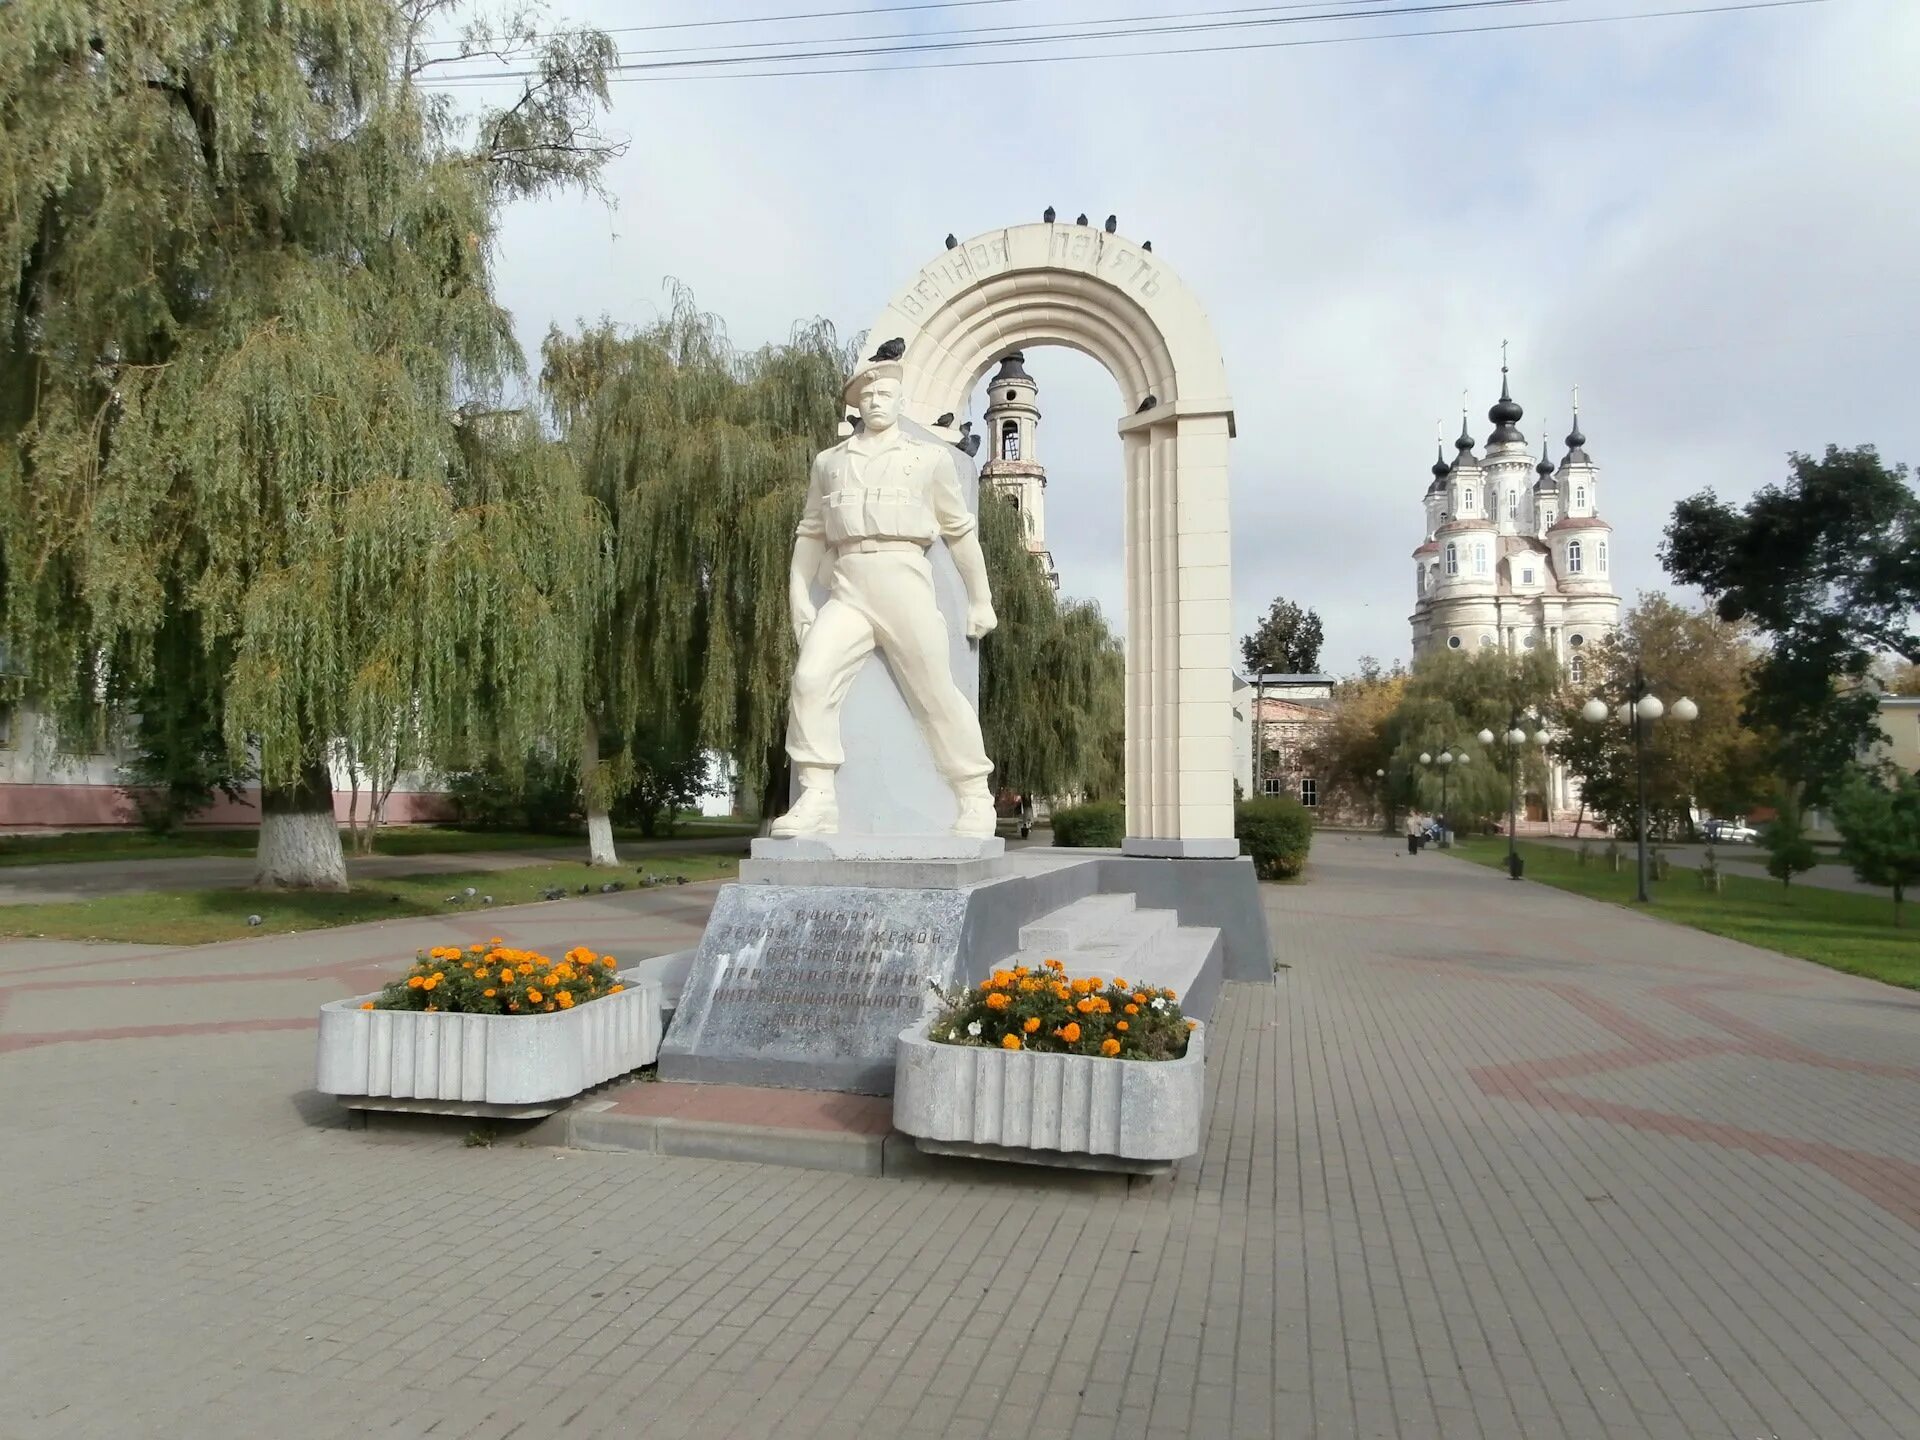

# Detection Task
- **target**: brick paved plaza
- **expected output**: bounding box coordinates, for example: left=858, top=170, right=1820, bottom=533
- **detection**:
left=2, top=838, right=1916, bottom=1439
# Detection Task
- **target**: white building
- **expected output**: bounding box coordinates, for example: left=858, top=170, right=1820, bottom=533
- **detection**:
left=1409, top=370, right=1622, bottom=823
left=1410, top=371, right=1620, bottom=686
left=977, top=352, right=1058, bottom=588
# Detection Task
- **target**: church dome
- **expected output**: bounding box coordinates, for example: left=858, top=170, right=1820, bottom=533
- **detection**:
left=1486, top=368, right=1525, bottom=446
left=1533, top=438, right=1557, bottom=490
left=1431, top=443, right=1451, bottom=481
left=990, top=351, right=1033, bottom=385
left=1561, top=411, right=1592, bottom=466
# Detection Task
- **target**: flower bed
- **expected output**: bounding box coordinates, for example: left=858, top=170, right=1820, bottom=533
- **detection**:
left=925, top=960, right=1196, bottom=1059
left=317, top=939, right=662, bottom=1112
left=894, top=963, right=1205, bottom=1167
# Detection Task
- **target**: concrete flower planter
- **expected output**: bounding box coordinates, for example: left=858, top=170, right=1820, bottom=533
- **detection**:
left=892, top=1021, right=1205, bottom=1171
left=316, top=972, right=663, bottom=1116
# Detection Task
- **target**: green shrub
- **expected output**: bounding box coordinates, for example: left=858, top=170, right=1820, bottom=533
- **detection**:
left=1236, top=796, right=1313, bottom=880
left=1050, top=800, right=1126, bottom=848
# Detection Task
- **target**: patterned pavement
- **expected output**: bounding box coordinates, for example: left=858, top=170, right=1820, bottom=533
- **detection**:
left=0, top=838, right=1915, bottom=1439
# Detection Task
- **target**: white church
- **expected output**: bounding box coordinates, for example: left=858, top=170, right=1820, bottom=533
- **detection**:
left=1410, top=370, right=1620, bottom=685
left=1409, top=369, right=1622, bottom=822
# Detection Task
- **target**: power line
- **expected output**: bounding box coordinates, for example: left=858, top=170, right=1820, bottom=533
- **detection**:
left=410, top=0, right=1042, bottom=49
left=423, top=0, right=1826, bottom=86
left=427, top=0, right=1588, bottom=82
left=424, top=0, right=1403, bottom=74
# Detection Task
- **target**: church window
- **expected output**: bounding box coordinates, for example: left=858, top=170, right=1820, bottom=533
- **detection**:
left=1569, top=655, right=1585, bottom=684
left=1523, top=633, right=1538, bottom=649
left=1000, top=420, right=1020, bottom=461
left=1479, top=635, right=1495, bottom=648
left=1598, top=540, right=1608, bottom=571
left=1568, top=539, right=1583, bottom=574
left=1543, top=508, right=1555, bottom=528
left=1446, top=635, right=1462, bottom=650
left=1005, top=389, right=1018, bottom=402
left=1576, top=487, right=1587, bottom=508
left=1522, top=567, right=1535, bottom=585
left=1262, top=776, right=1283, bottom=797
left=1473, top=542, right=1488, bottom=575
left=1300, top=778, right=1318, bottom=808
left=1464, top=487, right=1475, bottom=510
left=1444, top=543, right=1458, bottom=576
left=1507, top=489, right=1517, bottom=521
left=1568, top=632, right=1584, bottom=647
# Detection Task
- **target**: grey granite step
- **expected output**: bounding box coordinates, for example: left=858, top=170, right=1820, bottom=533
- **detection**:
left=1017, top=893, right=1139, bottom=954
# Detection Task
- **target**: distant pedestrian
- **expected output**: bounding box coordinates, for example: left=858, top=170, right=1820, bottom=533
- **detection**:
left=1406, top=810, right=1422, bottom=855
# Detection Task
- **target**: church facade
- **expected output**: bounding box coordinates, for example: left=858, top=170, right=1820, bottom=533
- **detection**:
left=1409, top=371, right=1622, bottom=822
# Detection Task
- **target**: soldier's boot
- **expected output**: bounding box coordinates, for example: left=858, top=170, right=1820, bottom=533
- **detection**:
left=771, top=768, right=839, bottom=837
left=951, top=780, right=997, bottom=839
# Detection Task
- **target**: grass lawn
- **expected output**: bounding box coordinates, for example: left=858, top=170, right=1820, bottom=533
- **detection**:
left=1449, top=838, right=1919, bottom=990
left=0, top=820, right=756, bottom=867
left=0, top=854, right=738, bottom=946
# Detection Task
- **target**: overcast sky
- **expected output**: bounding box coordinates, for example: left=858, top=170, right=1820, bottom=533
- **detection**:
left=469, top=0, right=1918, bottom=673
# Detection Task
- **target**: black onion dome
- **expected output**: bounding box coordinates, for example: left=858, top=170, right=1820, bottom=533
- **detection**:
left=1453, top=413, right=1476, bottom=456
left=1562, top=411, right=1590, bottom=465
left=1533, top=438, right=1558, bottom=490
left=1431, top=443, right=1451, bottom=480
left=990, top=351, right=1033, bottom=384
left=1486, top=367, right=1525, bottom=445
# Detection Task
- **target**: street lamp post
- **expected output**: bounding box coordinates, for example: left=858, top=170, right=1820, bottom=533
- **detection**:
left=1580, top=667, right=1699, bottom=903
left=1419, top=747, right=1472, bottom=847
left=1479, top=717, right=1550, bottom=880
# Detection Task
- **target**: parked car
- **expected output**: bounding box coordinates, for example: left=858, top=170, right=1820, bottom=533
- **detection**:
left=1704, top=819, right=1757, bottom=843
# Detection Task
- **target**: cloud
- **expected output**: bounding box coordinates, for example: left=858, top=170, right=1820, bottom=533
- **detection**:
left=478, top=0, right=1919, bottom=673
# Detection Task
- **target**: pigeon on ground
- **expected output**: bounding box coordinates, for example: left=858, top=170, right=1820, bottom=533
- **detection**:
left=481, top=895, right=492, bottom=906
left=934, top=412, right=955, bottom=428
left=463, top=886, right=477, bottom=897
left=541, top=886, right=566, bottom=901
left=246, top=914, right=263, bottom=927
left=445, top=895, right=459, bottom=904
left=945, top=233, right=958, bottom=249
left=1136, top=394, right=1158, bottom=413
left=675, top=876, right=688, bottom=885
left=1104, top=214, right=1117, bottom=233
left=1043, top=205, right=1056, bottom=223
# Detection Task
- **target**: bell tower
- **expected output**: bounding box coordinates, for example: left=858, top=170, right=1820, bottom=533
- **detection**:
left=979, top=351, right=1057, bottom=588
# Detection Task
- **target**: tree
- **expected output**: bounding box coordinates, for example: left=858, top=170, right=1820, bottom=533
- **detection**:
left=541, top=294, right=847, bottom=859
left=116, top=605, right=249, bottom=835
left=1241, top=596, right=1324, bottom=676
left=1555, top=594, right=1773, bottom=838
left=1662, top=446, right=1920, bottom=803
left=1830, top=768, right=1920, bottom=927
left=611, top=725, right=712, bottom=839
left=1761, top=790, right=1818, bottom=888
left=1879, top=660, right=1920, bottom=696
left=1382, top=648, right=1559, bottom=828
left=1301, top=657, right=1406, bottom=827
left=977, top=491, right=1125, bottom=804
left=0, top=3, right=619, bottom=888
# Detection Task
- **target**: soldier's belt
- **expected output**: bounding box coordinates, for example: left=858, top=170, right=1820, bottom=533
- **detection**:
left=834, top=538, right=930, bottom=555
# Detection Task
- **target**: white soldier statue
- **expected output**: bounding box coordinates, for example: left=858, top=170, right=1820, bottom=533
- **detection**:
left=772, top=339, right=999, bottom=838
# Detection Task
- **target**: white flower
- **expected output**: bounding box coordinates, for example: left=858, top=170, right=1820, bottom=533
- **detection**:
left=1150, top=997, right=1167, bottom=1011
left=967, top=1020, right=983, bottom=1037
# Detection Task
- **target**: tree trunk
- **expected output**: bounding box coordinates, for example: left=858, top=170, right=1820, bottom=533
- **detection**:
left=582, top=714, right=617, bottom=867
left=256, top=758, right=348, bottom=891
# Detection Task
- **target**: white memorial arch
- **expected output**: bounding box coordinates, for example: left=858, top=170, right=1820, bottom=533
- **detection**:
left=868, top=223, right=1238, bottom=855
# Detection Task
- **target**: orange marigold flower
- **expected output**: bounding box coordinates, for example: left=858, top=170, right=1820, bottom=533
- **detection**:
left=602, top=956, right=617, bottom=969
left=360, top=1001, right=376, bottom=1010
left=483, top=989, right=497, bottom=999
left=609, top=984, right=624, bottom=994
left=557, top=992, right=575, bottom=1009
left=1023, top=1016, right=1041, bottom=1033
left=1111, top=976, right=1127, bottom=991
left=1163, top=988, right=1178, bottom=1000
left=1115, top=1021, right=1129, bottom=1032
left=1100, top=1038, right=1121, bottom=1057
left=1125, top=1003, right=1139, bottom=1015
left=509, top=1003, right=521, bottom=1011
left=985, top=992, right=1011, bottom=1010
left=1132, top=992, right=1148, bottom=1005
left=1187, top=1019, right=1198, bottom=1030
left=498, top=969, right=515, bottom=983
left=422, top=977, right=438, bottom=992
left=407, top=976, right=425, bottom=989
left=1001, top=1033, right=1022, bottom=1050
left=469, top=944, right=484, bottom=953
left=490, top=937, right=504, bottom=946
left=1043, top=958, right=1064, bottom=971
left=527, top=988, right=544, bottom=1004
left=1053, top=984, right=1071, bottom=1000
left=1055, top=1022, right=1082, bottom=1043
left=1076, top=997, right=1096, bottom=1014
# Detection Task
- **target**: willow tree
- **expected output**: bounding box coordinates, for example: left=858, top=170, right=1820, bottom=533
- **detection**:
left=541, top=292, right=847, bottom=863
left=0, top=3, right=616, bottom=887
left=976, top=491, right=1125, bottom=803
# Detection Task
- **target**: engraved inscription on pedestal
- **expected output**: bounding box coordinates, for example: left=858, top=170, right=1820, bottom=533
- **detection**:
left=659, top=885, right=972, bottom=1094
